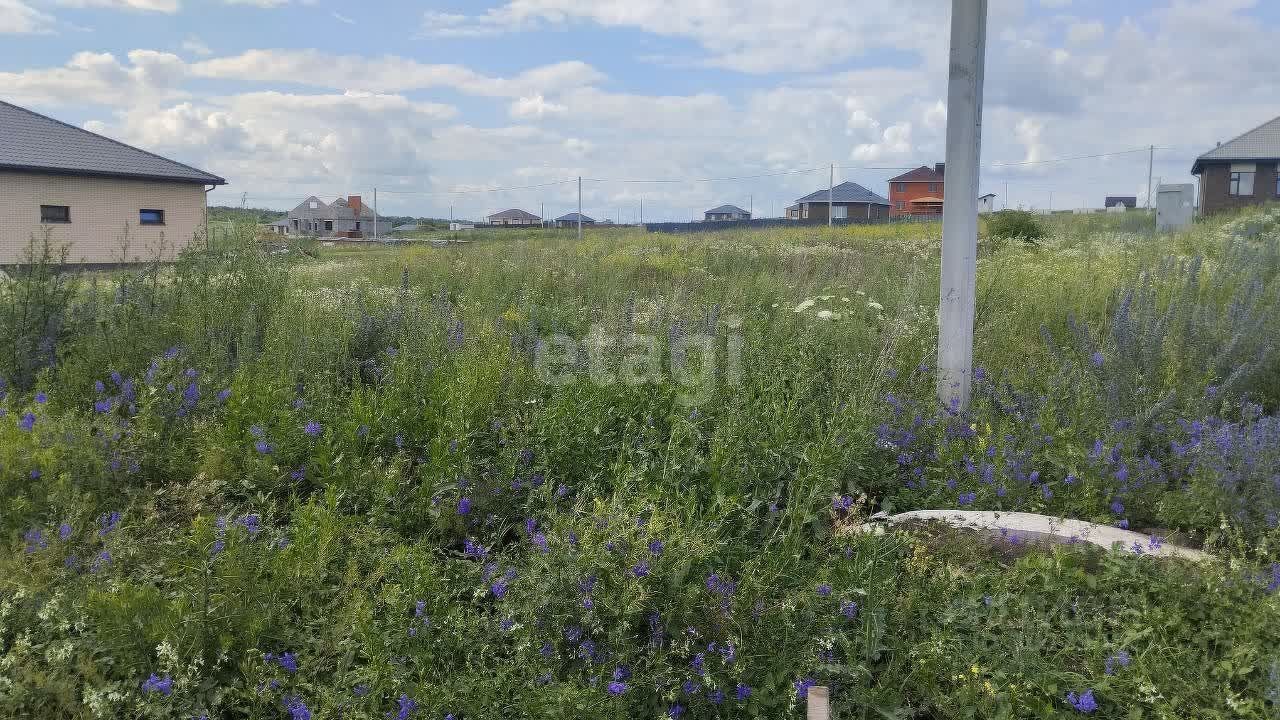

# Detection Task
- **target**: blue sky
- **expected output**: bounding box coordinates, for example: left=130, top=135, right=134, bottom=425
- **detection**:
left=2, top=0, right=1278, bottom=220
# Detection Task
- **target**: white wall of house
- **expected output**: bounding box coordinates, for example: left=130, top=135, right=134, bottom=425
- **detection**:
left=0, top=171, right=207, bottom=264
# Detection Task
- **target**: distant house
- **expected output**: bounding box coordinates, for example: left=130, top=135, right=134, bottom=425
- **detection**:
left=888, top=164, right=945, bottom=217
left=555, top=212, right=595, bottom=229
left=1192, top=115, right=1280, bottom=215
left=1105, top=196, right=1138, bottom=211
left=284, top=195, right=392, bottom=239
left=392, top=223, right=419, bottom=233
left=786, top=182, right=890, bottom=221
left=487, top=208, right=541, bottom=226
left=979, top=193, right=997, bottom=214
left=0, top=100, right=226, bottom=264
left=704, top=204, right=751, bottom=222
left=267, top=219, right=291, bottom=235
left=448, top=222, right=474, bottom=231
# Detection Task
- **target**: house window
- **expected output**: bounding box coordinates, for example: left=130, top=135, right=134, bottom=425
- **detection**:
left=928, top=183, right=938, bottom=193
left=139, top=209, right=165, bottom=225
left=1230, top=172, right=1255, bottom=196
left=309, top=201, right=319, bottom=209
left=832, top=205, right=848, bottom=219
left=895, top=183, right=905, bottom=193
left=40, top=205, right=70, bottom=223
left=1229, top=163, right=1256, bottom=196
left=896, top=201, right=905, bottom=210
left=355, top=221, right=361, bottom=230
left=324, top=221, right=333, bottom=231
left=802, top=206, right=809, bottom=219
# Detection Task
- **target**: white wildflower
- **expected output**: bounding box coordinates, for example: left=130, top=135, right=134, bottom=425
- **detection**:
left=868, top=301, right=884, bottom=312
left=794, top=299, right=816, bottom=313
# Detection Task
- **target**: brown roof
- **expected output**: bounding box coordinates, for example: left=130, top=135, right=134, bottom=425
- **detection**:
left=889, top=165, right=944, bottom=183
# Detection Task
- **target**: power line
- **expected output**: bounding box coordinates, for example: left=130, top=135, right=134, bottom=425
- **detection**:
left=374, top=179, right=576, bottom=196
left=581, top=166, right=828, bottom=184
left=988, top=146, right=1169, bottom=168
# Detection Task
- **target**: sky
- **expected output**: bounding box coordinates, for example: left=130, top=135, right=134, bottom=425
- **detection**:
left=2, top=0, right=1278, bottom=221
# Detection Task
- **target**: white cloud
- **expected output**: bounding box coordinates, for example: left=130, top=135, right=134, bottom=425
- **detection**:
left=54, top=0, right=180, bottom=12
left=191, top=50, right=604, bottom=97
left=0, top=50, right=187, bottom=106
left=510, top=95, right=567, bottom=119
left=331, top=11, right=354, bottom=24
left=0, top=0, right=53, bottom=33
left=421, top=0, right=949, bottom=73
left=181, top=36, right=211, bottom=56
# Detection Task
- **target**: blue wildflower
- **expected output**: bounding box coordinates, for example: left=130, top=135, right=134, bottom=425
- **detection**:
left=18, top=412, right=35, bottom=431
left=1067, top=689, right=1098, bottom=713
left=277, top=652, right=298, bottom=673
left=283, top=696, right=311, bottom=720
left=458, top=497, right=472, bottom=515
left=816, top=583, right=832, bottom=597
left=840, top=600, right=858, bottom=619
left=141, top=673, right=173, bottom=696
left=632, top=560, right=650, bottom=578
left=1104, top=650, right=1132, bottom=675
left=304, top=421, right=321, bottom=438
left=98, top=511, right=120, bottom=536
left=649, top=539, right=664, bottom=555
left=736, top=684, right=751, bottom=701
left=35, top=392, right=47, bottom=404
left=58, top=522, right=72, bottom=541
left=395, top=694, right=417, bottom=720
left=794, top=677, right=816, bottom=699
left=23, top=528, right=47, bottom=553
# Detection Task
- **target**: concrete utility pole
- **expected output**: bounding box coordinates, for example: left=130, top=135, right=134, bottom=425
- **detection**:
left=1152, top=144, right=1162, bottom=208
left=577, top=176, right=583, bottom=241
left=640, top=198, right=644, bottom=226
left=373, top=187, right=379, bottom=241
left=828, top=163, right=834, bottom=227
left=937, top=0, right=988, bottom=410
left=541, top=202, right=545, bottom=228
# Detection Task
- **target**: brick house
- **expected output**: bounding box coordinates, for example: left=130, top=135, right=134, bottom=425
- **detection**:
left=785, top=182, right=890, bottom=221
left=284, top=195, right=392, bottom=238
left=554, top=212, right=595, bottom=229
left=487, top=208, right=541, bottom=226
left=1192, top=116, right=1280, bottom=215
left=0, top=100, right=225, bottom=265
left=704, top=204, right=751, bottom=221
left=888, top=164, right=946, bottom=218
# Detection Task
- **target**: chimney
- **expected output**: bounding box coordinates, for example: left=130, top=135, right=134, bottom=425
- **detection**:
left=935, top=163, right=945, bottom=176
left=348, top=195, right=363, bottom=215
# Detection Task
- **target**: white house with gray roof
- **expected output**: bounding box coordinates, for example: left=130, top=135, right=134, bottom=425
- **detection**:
left=0, top=100, right=226, bottom=264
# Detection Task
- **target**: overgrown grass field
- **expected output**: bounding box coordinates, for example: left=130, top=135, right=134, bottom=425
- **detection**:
left=2, top=208, right=1279, bottom=719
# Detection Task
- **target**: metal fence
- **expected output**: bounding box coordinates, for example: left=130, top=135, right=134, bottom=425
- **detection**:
left=642, top=217, right=896, bottom=234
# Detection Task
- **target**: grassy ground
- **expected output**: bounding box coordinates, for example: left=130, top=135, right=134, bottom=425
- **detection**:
left=1, top=208, right=1279, bottom=719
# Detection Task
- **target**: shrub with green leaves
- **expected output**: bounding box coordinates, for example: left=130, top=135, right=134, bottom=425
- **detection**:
left=987, top=209, right=1049, bottom=243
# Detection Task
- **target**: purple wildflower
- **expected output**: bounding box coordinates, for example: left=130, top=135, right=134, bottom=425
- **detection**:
left=1067, top=689, right=1098, bottom=713
left=303, top=421, right=322, bottom=438
left=458, top=497, right=472, bottom=515
left=141, top=673, right=173, bottom=696
left=18, top=412, right=35, bottom=431
left=395, top=694, right=417, bottom=720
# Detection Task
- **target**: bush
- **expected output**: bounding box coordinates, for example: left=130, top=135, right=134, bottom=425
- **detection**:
left=987, top=210, right=1048, bottom=243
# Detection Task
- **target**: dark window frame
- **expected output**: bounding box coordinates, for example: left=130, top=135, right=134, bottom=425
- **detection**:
left=139, top=209, right=165, bottom=226
left=40, top=205, right=71, bottom=224
left=1229, top=171, right=1255, bottom=197
left=324, top=220, right=333, bottom=231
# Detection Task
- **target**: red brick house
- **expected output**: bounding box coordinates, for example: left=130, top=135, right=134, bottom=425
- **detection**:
left=1192, top=116, right=1280, bottom=215
left=888, top=164, right=946, bottom=218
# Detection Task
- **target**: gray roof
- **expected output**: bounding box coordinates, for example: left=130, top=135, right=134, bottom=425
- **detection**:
left=795, top=181, right=890, bottom=206
left=488, top=208, right=541, bottom=221
left=0, top=100, right=225, bottom=185
left=556, top=212, right=595, bottom=223
left=1192, top=115, right=1280, bottom=173
left=705, top=204, right=749, bottom=215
